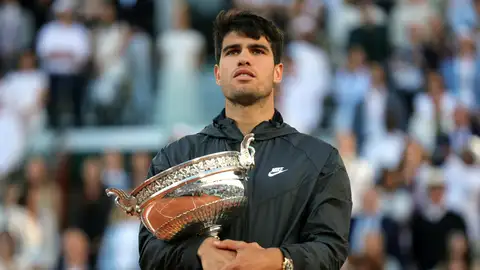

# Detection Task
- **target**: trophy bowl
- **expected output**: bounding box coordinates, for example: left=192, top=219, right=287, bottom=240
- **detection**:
left=105, top=133, right=255, bottom=242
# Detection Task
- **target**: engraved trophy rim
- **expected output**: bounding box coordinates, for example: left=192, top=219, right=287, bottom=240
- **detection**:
left=105, top=133, right=256, bottom=216
left=133, top=151, right=241, bottom=196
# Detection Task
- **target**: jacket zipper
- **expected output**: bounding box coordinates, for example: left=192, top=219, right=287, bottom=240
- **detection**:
left=244, top=140, right=254, bottom=242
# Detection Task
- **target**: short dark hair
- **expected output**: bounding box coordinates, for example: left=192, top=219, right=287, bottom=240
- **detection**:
left=213, top=9, right=284, bottom=65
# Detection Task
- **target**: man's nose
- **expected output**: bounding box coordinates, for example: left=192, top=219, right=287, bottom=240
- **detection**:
left=237, top=51, right=251, bottom=66
left=238, top=59, right=251, bottom=66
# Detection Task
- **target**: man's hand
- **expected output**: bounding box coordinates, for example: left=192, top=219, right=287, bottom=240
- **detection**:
left=198, top=237, right=236, bottom=270
left=214, top=240, right=284, bottom=270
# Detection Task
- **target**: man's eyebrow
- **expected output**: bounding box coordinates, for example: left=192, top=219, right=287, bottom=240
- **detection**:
left=248, top=44, right=270, bottom=52
left=222, top=44, right=241, bottom=53
left=222, top=43, right=271, bottom=54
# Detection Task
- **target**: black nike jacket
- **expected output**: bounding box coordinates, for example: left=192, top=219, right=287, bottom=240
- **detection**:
left=138, top=110, right=352, bottom=270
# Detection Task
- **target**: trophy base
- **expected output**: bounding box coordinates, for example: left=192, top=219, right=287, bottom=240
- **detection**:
left=201, top=224, right=222, bottom=239
left=153, top=196, right=246, bottom=242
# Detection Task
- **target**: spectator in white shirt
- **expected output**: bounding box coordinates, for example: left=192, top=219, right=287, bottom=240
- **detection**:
left=389, top=0, right=438, bottom=50
left=156, top=1, right=205, bottom=129
left=0, top=51, right=48, bottom=138
left=0, top=51, right=48, bottom=182
left=36, top=0, right=91, bottom=128
left=278, top=14, right=331, bottom=135
left=0, top=0, right=34, bottom=75
left=90, top=1, right=131, bottom=125
left=409, top=71, right=457, bottom=153
left=336, top=132, right=374, bottom=217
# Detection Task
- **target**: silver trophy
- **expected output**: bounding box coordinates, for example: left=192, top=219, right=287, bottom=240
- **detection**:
left=106, top=133, right=255, bottom=241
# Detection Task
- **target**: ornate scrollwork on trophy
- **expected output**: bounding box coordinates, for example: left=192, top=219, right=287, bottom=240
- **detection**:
left=106, top=133, right=256, bottom=242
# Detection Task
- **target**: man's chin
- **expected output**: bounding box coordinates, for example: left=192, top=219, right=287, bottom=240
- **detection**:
left=226, top=94, right=264, bottom=107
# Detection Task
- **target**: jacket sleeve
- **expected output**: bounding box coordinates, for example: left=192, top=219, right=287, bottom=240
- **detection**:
left=138, top=149, right=208, bottom=270
left=279, top=149, right=352, bottom=270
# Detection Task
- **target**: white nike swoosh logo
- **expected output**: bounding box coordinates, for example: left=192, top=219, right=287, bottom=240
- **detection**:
left=268, top=169, right=288, bottom=177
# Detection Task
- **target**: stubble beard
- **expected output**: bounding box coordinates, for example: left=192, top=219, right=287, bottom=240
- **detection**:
left=224, top=84, right=272, bottom=107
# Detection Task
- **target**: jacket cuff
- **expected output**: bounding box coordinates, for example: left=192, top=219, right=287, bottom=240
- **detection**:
left=279, top=246, right=303, bottom=270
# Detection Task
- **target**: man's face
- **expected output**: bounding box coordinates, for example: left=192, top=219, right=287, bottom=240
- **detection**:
left=214, top=32, right=283, bottom=106
left=429, top=186, right=444, bottom=204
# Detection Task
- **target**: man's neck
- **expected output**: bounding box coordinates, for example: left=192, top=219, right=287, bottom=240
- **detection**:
left=225, top=98, right=275, bottom=135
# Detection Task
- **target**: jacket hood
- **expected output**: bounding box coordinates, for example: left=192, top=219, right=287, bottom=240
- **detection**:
left=199, top=109, right=298, bottom=142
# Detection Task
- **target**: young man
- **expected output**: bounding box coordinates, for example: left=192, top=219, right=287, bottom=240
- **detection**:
left=138, top=10, right=352, bottom=270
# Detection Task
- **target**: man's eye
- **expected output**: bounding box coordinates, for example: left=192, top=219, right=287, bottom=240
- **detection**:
left=226, top=50, right=239, bottom=56
left=252, top=49, right=265, bottom=55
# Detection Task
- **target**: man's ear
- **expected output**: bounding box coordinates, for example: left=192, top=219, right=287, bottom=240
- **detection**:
left=273, top=63, right=283, bottom=84
left=214, top=64, right=221, bottom=85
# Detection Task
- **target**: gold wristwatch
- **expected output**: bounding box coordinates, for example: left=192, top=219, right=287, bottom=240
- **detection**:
left=282, top=257, right=294, bottom=270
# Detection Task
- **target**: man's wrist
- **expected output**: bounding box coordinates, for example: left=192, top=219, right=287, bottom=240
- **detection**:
left=265, top=248, right=285, bottom=270
left=277, top=248, right=294, bottom=270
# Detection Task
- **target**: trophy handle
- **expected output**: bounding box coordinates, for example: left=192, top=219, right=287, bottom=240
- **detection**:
left=106, top=188, right=139, bottom=216
left=239, top=133, right=255, bottom=170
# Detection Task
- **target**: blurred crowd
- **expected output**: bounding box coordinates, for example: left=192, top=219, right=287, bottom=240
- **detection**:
left=0, top=0, right=480, bottom=269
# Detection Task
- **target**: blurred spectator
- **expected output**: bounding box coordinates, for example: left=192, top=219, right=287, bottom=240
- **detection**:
left=449, top=106, right=475, bottom=154
left=130, top=152, right=151, bottom=187
left=327, top=0, right=386, bottom=65
left=441, top=31, right=480, bottom=110
left=56, top=228, right=90, bottom=270
left=0, top=51, right=48, bottom=139
left=18, top=184, right=60, bottom=269
left=278, top=14, right=331, bottom=135
left=363, top=232, right=401, bottom=269
left=447, top=0, right=479, bottom=37
left=401, top=139, right=429, bottom=187
left=353, top=62, right=407, bottom=150
left=0, top=231, right=22, bottom=270
left=333, top=45, right=370, bottom=132
left=36, top=0, right=91, bottom=128
left=443, top=148, right=480, bottom=243
left=410, top=168, right=468, bottom=270
left=0, top=184, right=43, bottom=270
left=377, top=168, right=414, bottom=225
left=97, top=207, right=140, bottom=270
left=409, top=71, right=457, bottom=153
left=0, top=106, right=26, bottom=182
left=436, top=232, right=471, bottom=270
left=389, top=24, right=427, bottom=118
left=22, top=157, right=62, bottom=225
left=347, top=1, right=391, bottom=64
left=67, top=158, right=112, bottom=269
left=102, top=150, right=129, bottom=190
left=78, top=0, right=104, bottom=24
left=89, top=1, right=131, bottom=126
left=390, top=0, right=438, bottom=50
left=423, top=16, right=453, bottom=71
left=156, top=0, right=205, bottom=129
left=337, top=132, right=374, bottom=217
left=0, top=0, right=34, bottom=75
left=0, top=51, right=48, bottom=183
left=123, top=25, right=154, bottom=125
left=349, top=188, right=403, bottom=266
left=362, top=109, right=407, bottom=178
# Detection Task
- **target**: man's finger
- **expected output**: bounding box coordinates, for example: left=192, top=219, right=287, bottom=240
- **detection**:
left=214, top=239, right=247, bottom=250
left=220, top=261, right=242, bottom=270
left=251, top=242, right=262, bottom=249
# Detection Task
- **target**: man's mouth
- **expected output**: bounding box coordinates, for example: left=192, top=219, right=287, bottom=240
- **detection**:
left=234, top=69, right=255, bottom=78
